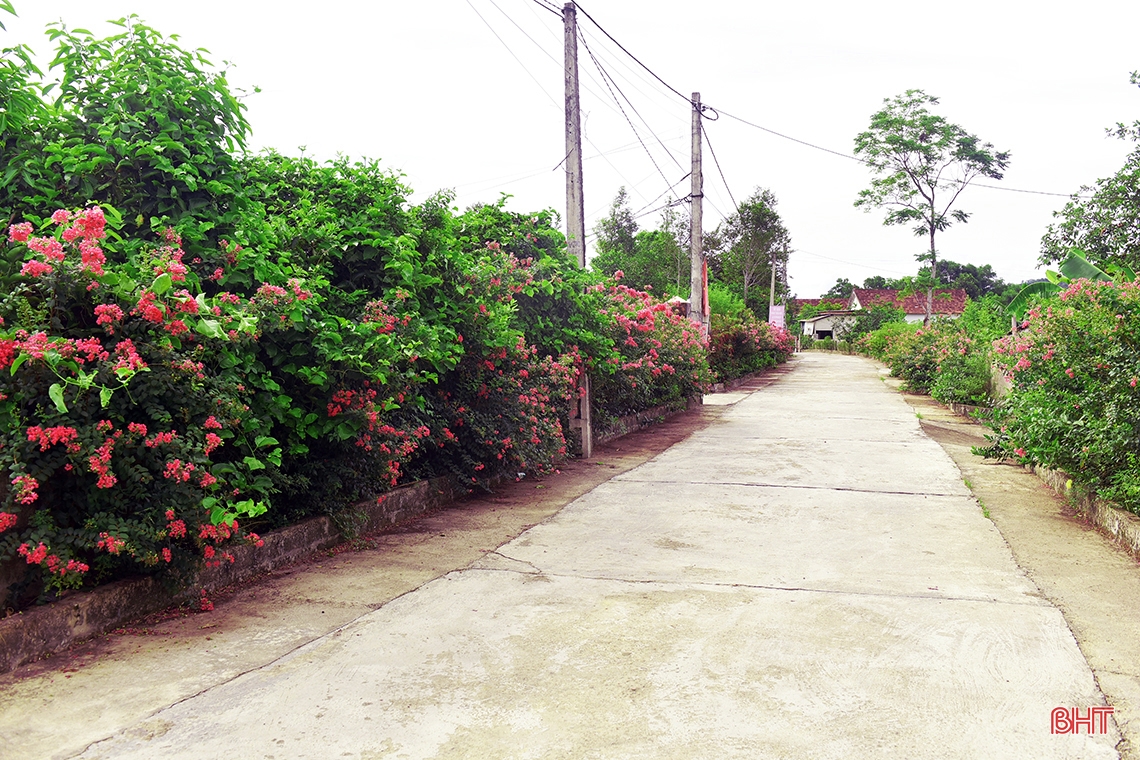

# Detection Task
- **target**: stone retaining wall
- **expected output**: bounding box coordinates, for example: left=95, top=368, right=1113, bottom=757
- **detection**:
left=0, top=474, right=460, bottom=675
left=1030, top=465, right=1140, bottom=559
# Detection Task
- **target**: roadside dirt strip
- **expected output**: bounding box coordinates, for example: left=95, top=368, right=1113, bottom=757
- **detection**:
left=0, top=353, right=1131, bottom=758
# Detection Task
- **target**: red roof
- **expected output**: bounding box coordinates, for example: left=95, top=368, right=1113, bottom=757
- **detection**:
left=849, top=288, right=967, bottom=316
left=793, top=298, right=847, bottom=308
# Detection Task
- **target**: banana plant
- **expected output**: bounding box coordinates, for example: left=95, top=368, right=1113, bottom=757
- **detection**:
left=1007, top=249, right=1137, bottom=320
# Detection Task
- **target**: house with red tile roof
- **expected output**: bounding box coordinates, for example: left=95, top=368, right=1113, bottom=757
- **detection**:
left=798, top=288, right=968, bottom=340
left=848, top=288, right=968, bottom=323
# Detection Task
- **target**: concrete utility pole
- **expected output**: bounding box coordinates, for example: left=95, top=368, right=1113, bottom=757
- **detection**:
left=563, top=1, right=592, bottom=458
left=689, top=92, right=706, bottom=336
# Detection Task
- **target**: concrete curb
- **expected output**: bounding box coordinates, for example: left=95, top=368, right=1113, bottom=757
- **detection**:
left=595, top=396, right=702, bottom=446
left=0, top=475, right=462, bottom=675
left=1028, top=465, right=1140, bottom=559
left=939, top=400, right=1140, bottom=561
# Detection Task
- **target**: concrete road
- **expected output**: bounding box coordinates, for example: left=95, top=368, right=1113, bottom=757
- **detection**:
left=75, top=353, right=1120, bottom=759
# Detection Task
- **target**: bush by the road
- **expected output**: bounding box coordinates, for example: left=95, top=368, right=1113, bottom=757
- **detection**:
left=983, top=279, right=1140, bottom=513
left=0, top=20, right=713, bottom=608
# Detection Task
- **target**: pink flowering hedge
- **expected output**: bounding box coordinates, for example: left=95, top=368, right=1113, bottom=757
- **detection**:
left=707, top=309, right=794, bottom=383
left=589, top=275, right=710, bottom=429
left=0, top=17, right=714, bottom=610
left=0, top=195, right=710, bottom=608
left=983, top=279, right=1140, bottom=512
left=1, top=209, right=273, bottom=597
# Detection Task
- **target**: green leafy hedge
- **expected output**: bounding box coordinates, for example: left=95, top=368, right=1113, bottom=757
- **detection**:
left=0, top=19, right=712, bottom=608
left=983, top=279, right=1140, bottom=512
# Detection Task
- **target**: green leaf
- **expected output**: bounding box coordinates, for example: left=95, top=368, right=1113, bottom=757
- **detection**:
left=243, top=456, right=265, bottom=471
left=100, top=387, right=113, bottom=407
left=9, top=353, right=29, bottom=376
left=152, top=273, right=173, bottom=295
left=1007, top=281, right=1062, bottom=320
left=254, top=436, right=279, bottom=449
left=1058, top=251, right=1111, bottom=282
left=49, top=383, right=68, bottom=413
left=196, top=319, right=224, bottom=339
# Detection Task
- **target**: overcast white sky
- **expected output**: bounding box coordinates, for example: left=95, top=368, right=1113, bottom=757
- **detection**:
left=4, top=1, right=1139, bottom=297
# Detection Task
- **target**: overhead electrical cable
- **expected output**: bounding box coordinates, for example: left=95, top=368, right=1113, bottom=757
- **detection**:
left=579, top=31, right=685, bottom=171
left=483, top=0, right=633, bottom=124
left=578, top=30, right=675, bottom=194
left=701, top=122, right=738, bottom=212
left=465, top=0, right=559, bottom=109
left=633, top=172, right=691, bottom=218
left=572, top=1, right=692, bottom=104
left=577, top=24, right=688, bottom=126
left=526, top=0, right=561, bottom=16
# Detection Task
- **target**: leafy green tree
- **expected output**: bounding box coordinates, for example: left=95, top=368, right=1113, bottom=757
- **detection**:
left=853, top=90, right=1010, bottom=293
left=937, top=260, right=1007, bottom=300
left=847, top=303, right=905, bottom=340
left=1041, top=72, right=1140, bottom=270
left=0, top=16, right=251, bottom=261
left=824, top=277, right=855, bottom=299
left=591, top=188, right=686, bottom=297
left=711, top=188, right=790, bottom=313
left=861, top=275, right=905, bottom=290
left=591, top=187, right=638, bottom=276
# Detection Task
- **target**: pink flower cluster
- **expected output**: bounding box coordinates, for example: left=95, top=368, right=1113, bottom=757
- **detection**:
left=96, top=532, right=127, bottom=555
left=26, top=425, right=80, bottom=452
left=11, top=208, right=108, bottom=281
left=11, top=474, right=39, bottom=504
left=0, top=512, right=17, bottom=533
left=18, top=542, right=90, bottom=578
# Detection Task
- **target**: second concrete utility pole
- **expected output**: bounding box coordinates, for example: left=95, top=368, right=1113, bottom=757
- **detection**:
left=689, top=92, right=707, bottom=337
left=563, top=1, right=592, bottom=457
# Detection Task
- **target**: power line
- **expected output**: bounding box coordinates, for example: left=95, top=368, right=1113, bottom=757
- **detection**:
left=701, top=122, right=737, bottom=212
left=577, top=24, right=688, bottom=127
left=716, top=107, right=864, bottom=164
left=714, top=105, right=1104, bottom=200
left=578, top=30, right=674, bottom=194
left=465, top=0, right=559, bottom=109
left=526, top=0, right=561, bottom=16
left=633, top=172, right=690, bottom=217
left=579, top=33, right=684, bottom=173
left=579, top=31, right=684, bottom=170
left=794, top=248, right=911, bottom=276
left=573, top=1, right=692, bottom=104
left=483, top=0, right=633, bottom=126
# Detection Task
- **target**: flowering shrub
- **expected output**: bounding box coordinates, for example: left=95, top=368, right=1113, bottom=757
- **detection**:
left=858, top=319, right=977, bottom=396
left=590, top=276, right=711, bottom=427
left=708, top=310, right=794, bottom=382
left=983, top=279, right=1140, bottom=512
left=1, top=208, right=272, bottom=601
left=0, top=20, right=721, bottom=610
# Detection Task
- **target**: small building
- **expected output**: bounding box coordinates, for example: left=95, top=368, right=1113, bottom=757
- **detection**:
left=800, top=310, right=857, bottom=340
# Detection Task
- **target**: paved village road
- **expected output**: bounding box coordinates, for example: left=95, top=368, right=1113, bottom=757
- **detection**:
left=75, top=353, right=1119, bottom=759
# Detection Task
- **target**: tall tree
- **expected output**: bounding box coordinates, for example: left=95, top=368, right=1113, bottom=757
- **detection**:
left=861, top=275, right=905, bottom=290
left=937, top=260, right=1007, bottom=300
left=712, top=188, right=790, bottom=312
left=825, top=277, right=856, bottom=299
left=590, top=188, right=687, bottom=296
left=591, top=187, right=638, bottom=276
left=1041, top=72, right=1140, bottom=270
left=854, top=90, right=1010, bottom=322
